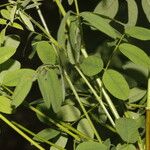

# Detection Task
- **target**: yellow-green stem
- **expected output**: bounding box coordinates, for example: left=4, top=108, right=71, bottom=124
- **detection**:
left=0, top=114, right=45, bottom=150
left=12, top=121, right=65, bottom=150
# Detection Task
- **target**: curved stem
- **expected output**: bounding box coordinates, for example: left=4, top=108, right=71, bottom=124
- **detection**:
left=0, top=114, right=45, bottom=150
left=74, top=0, right=80, bottom=15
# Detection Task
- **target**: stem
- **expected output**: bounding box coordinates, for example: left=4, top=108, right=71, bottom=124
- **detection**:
left=146, top=76, right=150, bottom=150
left=27, top=104, right=81, bottom=141
left=12, top=121, right=65, bottom=150
left=54, top=0, right=66, bottom=16
left=33, top=0, right=50, bottom=33
left=0, top=114, right=45, bottom=150
left=64, top=70, right=102, bottom=143
left=75, top=66, right=116, bottom=127
left=74, top=0, right=80, bottom=15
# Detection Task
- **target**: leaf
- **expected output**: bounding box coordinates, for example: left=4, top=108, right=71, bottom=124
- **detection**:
left=1, top=9, right=10, bottom=20
left=12, top=74, right=33, bottom=107
left=68, top=0, right=73, bottom=5
left=57, top=11, right=71, bottom=50
left=50, top=135, right=68, bottom=150
left=129, top=87, right=146, bottom=103
left=0, top=96, right=13, bottom=114
left=77, top=118, right=94, bottom=138
left=0, top=18, right=7, bottom=24
left=116, top=144, right=136, bottom=150
left=115, top=118, right=139, bottom=143
left=11, top=22, right=23, bottom=30
left=19, top=11, right=34, bottom=31
left=142, top=0, right=150, bottom=22
left=10, top=5, right=17, bottom=23
left=68, top=17, right=81, bottom=64
left=94, top=0, right=119, bottom=22
left=119, top=43, right=150, bottom=69
left=76, top=142, right=107, bottom=150
left=80, top=12, right=116, bottom=39
left=125, top=26, right=150, bottom=40
left=0, top=46, right=16, bottom=64
left=57, top=105, right=81, bottom=122
left=80, top=55, right=103, bottom=76
left=38, top=68, right=63, bottom=112
left=33, top=128, right=60, bottom=142
left=2, top=69, right=35, bottom=86
left=36, top=41, right=57, bottom=64
left=125, top=0, right=138, bottom=27
left=4, top=35, right=20, bottom=49
left=102, top=69, right=129, bottom=100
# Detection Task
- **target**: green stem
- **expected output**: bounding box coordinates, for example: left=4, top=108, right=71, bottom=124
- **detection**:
left=54, top=0, right=66, bottom=16
left=64, top=70, right=102, bottom=143
left=0, top=114, right=45, bottom=150
left=27, top=104, right=81, bottom=141
left=12, top=121, right=65, bottom=150
left=74, top=0, right=80, bottom=15
left=75, top=66, right=116, bottom=127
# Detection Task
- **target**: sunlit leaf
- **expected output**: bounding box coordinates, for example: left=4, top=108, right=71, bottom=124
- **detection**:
left=1, top=9, right=10, bottom=20
left=50, top=135, right=68, bottom=150
left=116, top=144, right=136, bottom=150
left=80, top=12, right=116, bottom=39
left=68, top=0, right=73, bottom=5
left=19, top=11, right=34, bottom=31
left=103, top=69, right=129, bottom=100
left=119, top=43, right=150, bottom=69
left=0, top=96, right=13, bottom=114
left=12, top=74, right=33, bottom=107
left=94, top=0, right=119, bottom=22
left=80, top=55, right=103, bottom=76
left=0, top=46, right=16, bottom=64
left=76, top=141, right=107, bottom=150
left=33, top=128, right=60, bottom=142
left=57, top=105, right=81, bottom=122
left=142, top=0, right=150, bottom=22
left=125, top=0, right=138, bottom=27
left=36, top=41, right=57, bottom=64
left=77, top=118, right=94, bottom=138
left=38, top=68, right=63, bottom=112
left=125, top=26, right=150, bottom=40
left=116, top=118, right=139, bottom=143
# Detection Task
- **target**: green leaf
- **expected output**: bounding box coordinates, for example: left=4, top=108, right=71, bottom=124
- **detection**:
left=129, top=87, right=146, bottom=103
left=1, top=9, right=10, bottom=20
left=125, top=0, right=138, bottom=27
left=33, top=128, right=60, bottom=142
left=50, top=135, right=68, bottom=150
left=76, top=142, right=107, bottom=150
left=2, top=69, right=35, bottom=86
left=57, top=105, right=81, bottom=122
left=94, top=0, right=119, bottom=22
left=12, top=74, right=33, bottom=107
left=77, top=118, right=94, bottom=138
left=68, top=0, right=73, bottom=5
left=38, top=68, right=63, bottom=112
left=142, top=0, right=150, bottom=22
left=116, top=144, right=136, bottom=150
left=19, top=11, right=34, bottom=31
left=68, top=17, right=81, bottom=64
left=119, top=43, right=150, bottom=69
left=102, top=69, right=129, bottom=100
left=57, top=11, right=71, bottom=50
left=80, top=55, right=103, bottom=76
left=80, top=12, right=116, bottom=39
left=4, top=35, right=20, bottom=49
left=36, top=41, right=57, bottom=64
left=0, top=46, right=16, bottom=64
left=11, top=22, right=23, bottom=30
left=125, top=26, right=150, bottom=40
left=115, top=118, right=139, bottom=143
left=0, top=18, right=7, bottom=24
left=0, top=96, right=13, bottom=114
